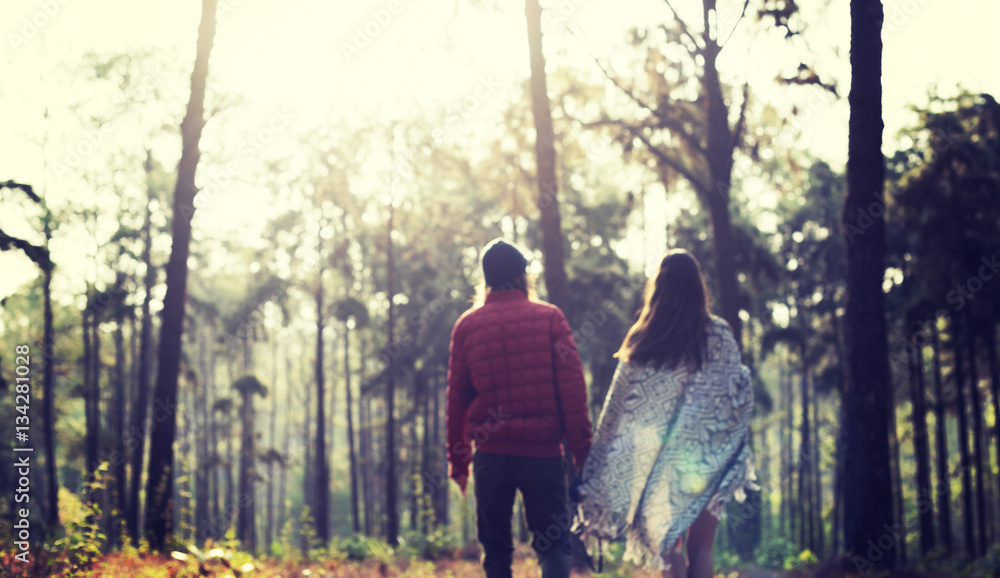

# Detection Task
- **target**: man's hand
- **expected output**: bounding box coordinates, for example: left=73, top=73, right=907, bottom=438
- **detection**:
left=453, top=474, right=469, bottom=497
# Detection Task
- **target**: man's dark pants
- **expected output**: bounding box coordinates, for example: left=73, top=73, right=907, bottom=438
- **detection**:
left=472, top=451, right=573, bottom=578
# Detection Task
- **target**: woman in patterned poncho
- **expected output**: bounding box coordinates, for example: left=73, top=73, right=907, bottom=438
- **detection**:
left=574, top=250, right=757, bottom=578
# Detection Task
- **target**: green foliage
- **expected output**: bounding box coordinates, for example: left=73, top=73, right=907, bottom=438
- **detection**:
left=334, top=534, right=376, bottom=561
left=297, top=506, right=321, bottom=560
left=47, top=465, right=109, bottom=576
left=399, top=528, right=459, bottom=560
left=784, top=548, right=818, bottom=570
left=753, top=535, right=797, bottom=569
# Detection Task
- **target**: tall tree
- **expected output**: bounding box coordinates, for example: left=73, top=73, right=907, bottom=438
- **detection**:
left=906, top=315, right=934, bottom=557
left=234, top=375, right=267, bottom=551
left=312, top=226, right=330, bottom=547
left=384, top=203, right=399, bottom=545
left=127, top=151, right=158, bottom=540
left=930, top=321, right=953, bottom=555
left=143, top=0, right=218, bottom=550
left=335, top=297, right=367, bottom=535
left=524, top=0, right=569, bottom=313
left=841, top=0, right=894, bottom=568
left=0, top=180, right=59, bottom=530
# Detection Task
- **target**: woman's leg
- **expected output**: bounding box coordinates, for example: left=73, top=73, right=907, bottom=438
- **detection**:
left=685, top=508, right=719, bottom=578
left=661, top=537, right=686, bottom=578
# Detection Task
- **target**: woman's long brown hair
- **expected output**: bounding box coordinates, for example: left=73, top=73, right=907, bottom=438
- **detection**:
left=615, top=249, right=711, bottom=371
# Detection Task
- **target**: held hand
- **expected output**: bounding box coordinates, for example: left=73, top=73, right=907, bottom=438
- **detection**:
left=568, top=475, right=584, bottom=503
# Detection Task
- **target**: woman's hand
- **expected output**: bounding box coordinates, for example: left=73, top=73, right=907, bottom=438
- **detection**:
left=569, top=475, right=585, bottom=503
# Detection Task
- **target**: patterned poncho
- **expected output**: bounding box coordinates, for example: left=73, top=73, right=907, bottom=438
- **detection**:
left=575, top=316, right=757, bottom=567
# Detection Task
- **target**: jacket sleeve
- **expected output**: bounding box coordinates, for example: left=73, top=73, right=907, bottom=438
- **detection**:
left=550, top=308, right=593, bottom=470
left=446, top=316, right=475, bottom=480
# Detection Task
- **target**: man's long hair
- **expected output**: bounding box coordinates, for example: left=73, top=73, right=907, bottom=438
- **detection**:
left=615, top=249, right=711, bottom=371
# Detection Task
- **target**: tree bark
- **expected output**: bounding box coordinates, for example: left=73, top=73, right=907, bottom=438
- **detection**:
left=907, top=326, right=934, bottom=557
left=313, top=246, right=329, bottom=546
left=798, top=360, right=812, bottom=552
left=953, top=322, right=976, bottom=557
left=524, top=0, right=569, bottom=314
left=111, top=317, right=127, bottom=543
left=40, top=223, right=59, bottom=531
left=236, top=384, right=257, bottom=551
left=384, top=205, right=399, bottom=545
left=345, top=321, right=360, bottom=534
left=987, top=324, right=1000, bottom=542
left=127, top=154, right=156, bottom=540
left=143, top=0, right=218, bottom=550
left=930, top=322, right=952, bottom=555
left=888, top=390, right=906, bottom=565
left=965, top=311, right=987, bottom=556
left=842, top=0, right=893, bottom=565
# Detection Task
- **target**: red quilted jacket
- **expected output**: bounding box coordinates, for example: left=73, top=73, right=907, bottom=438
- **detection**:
left=446, top=289, right=593, bottom=481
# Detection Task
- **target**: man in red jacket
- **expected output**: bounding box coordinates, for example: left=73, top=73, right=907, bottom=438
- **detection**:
left=447, top=238, right=592, bottom=578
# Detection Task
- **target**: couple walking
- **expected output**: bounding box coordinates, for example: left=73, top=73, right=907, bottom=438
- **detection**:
left=446, top=238, right=757, bottom=578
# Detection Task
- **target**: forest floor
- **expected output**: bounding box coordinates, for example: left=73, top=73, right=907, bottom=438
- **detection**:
left=71, top=554, right=982, bottom=578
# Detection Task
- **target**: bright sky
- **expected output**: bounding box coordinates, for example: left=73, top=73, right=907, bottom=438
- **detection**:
left=1, top=0, right=998, bottom=301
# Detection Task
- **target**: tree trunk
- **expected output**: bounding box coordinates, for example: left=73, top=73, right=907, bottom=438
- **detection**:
left=965, top=312, right=987, bottom=556
left=278, top=350, right=292, bottom=544
left=842, top=0, right=893, bottom=567
left=798, top=359, right=812, bottom=552
left=421, top=372, right=432, bottom=535
left=987, top=324, right=1000, bottom=543
left=111, top=318, right=127, bottom=544
left=345, top=322, right=360, bottom=534
left=196, top=327, right=211, bottom=542
left=702, top=31, right=742, bottom=345
left=930, top=322, right=953, bottom=555
left=433, top=373, right=448, bottom=528
left=143, top=0, right=218, bottom=550
left=384, top=205, right=399, bottom=545
left=41, top=227, right=59, bottom=531
left=82, top=307, right=96, bottom=478
left=361, top=389, right=374, bottom=536
left=313, top=252, right=330, bottom=546
left=953, top=322, right=976, bottom=557
left=811, top=373, right=824, bottom=556
left=237, top=385, right=257, bottom=551
left=888, top=390, right=906, bottom=565
left=524, top=0, right=569, bottom=314
left=302, top=336, right=311, bottom=533
left=785, top=356, right=796, bottom=540
left=908, top=327, right=935, bottom=557
left=127, top=155, right=156, bottom=540
left=266, top=339, right=278, bottom=548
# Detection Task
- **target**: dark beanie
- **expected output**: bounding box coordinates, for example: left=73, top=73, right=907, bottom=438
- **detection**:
left=481, top=238, right=529, bottom=287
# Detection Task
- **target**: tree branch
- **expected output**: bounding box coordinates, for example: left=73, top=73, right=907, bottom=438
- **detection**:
left=587, top=118, right=709, bottom=195
left=663, top=0, right=703, bottom=53
left=577, top=45, right=708, bottom=158
left=0, top=180, right=41, bottom=204
left=731, top=82, right=750, bottom=154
